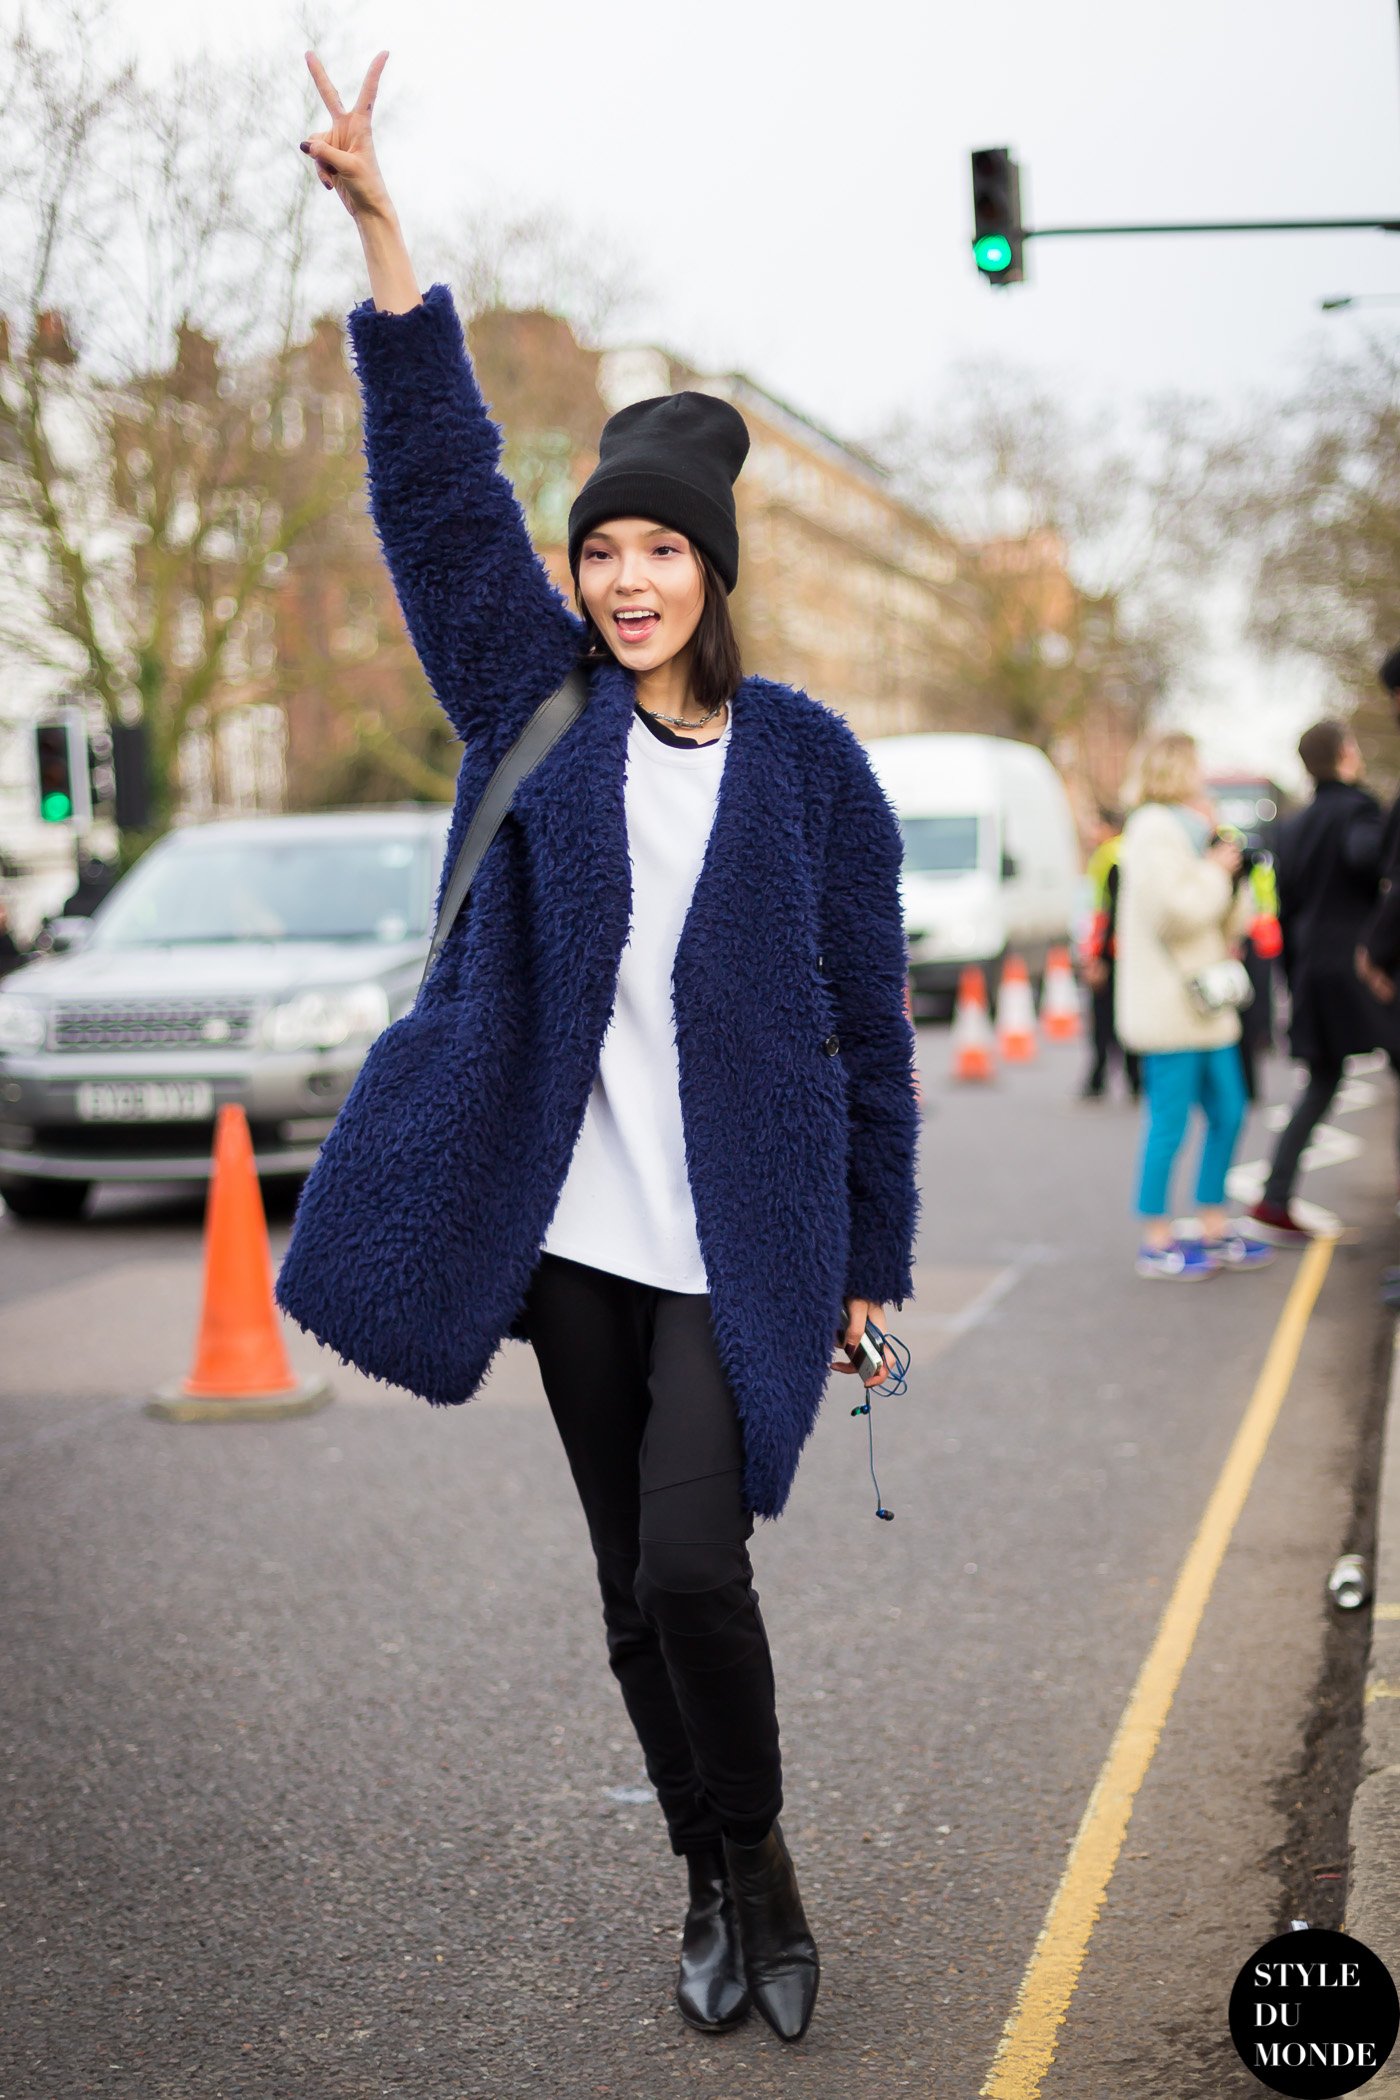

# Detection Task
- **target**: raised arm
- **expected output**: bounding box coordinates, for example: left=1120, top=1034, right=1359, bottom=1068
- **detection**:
left=302, top=51, right=581, bottom=744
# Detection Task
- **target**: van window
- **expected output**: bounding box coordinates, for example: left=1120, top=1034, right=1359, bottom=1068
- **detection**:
left=899, top=815, right=980, bottom=875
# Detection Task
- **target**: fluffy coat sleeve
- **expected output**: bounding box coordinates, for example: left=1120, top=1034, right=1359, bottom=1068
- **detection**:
left=819, top=726, right=921, bottom=1308
left=345, top=282, right=582, bottom=744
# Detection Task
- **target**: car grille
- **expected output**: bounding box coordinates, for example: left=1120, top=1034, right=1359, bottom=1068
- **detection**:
left=49, top=998, right=261, bottom=1052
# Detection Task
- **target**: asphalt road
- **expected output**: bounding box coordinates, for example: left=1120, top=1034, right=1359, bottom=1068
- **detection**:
left=1, top=1027, right=1395, bottom=2100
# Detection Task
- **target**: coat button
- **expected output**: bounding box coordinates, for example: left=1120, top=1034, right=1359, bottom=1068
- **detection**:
left=823, top=1034, right=840, bottom=1056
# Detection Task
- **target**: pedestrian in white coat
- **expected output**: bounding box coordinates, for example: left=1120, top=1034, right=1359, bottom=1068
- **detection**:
left=1115, top=733, right=1273, bottom=1280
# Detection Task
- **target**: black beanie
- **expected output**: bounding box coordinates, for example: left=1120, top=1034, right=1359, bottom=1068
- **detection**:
left=567, top=391, right=750, bottom=594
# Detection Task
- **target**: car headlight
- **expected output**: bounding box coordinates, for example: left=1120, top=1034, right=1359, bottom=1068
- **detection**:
left=0, top=996, right=47, bottom=1052
left=260, top=984, right=390, bottom=1054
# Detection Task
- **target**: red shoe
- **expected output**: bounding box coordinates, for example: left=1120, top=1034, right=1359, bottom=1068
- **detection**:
left=1245, top=1199, right=1312, bottom=1246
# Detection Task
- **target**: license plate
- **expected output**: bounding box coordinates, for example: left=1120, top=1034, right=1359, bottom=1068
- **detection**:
left=76, top=1081, right=216, bottom=1123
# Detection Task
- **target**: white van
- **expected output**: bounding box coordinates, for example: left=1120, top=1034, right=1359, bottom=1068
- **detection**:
left=863, top=732, right=1082, bottom=1018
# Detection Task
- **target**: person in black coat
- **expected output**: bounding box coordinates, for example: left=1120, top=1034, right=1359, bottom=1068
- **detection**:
left=1248, top=720, right=1394, bottom=1239
left=61, top=852, right=119, bottom=918
left=1357, top=644, right=1400, bottom=998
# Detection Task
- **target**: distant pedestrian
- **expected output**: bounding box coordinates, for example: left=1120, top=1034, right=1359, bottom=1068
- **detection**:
left=1080, top=808, right=1142, bottom=1102
left=1356, top=646, right=1400, bottom=1018
left=0, top=899, right=26, bottom=980
left=1115, top=732, right=1272, bottom=1280
left=61, top=852, right=119, bottom=918
left=1236, top=852, right=1283, bottom=1103
left=1253, top=720, right=1398, bottom=1240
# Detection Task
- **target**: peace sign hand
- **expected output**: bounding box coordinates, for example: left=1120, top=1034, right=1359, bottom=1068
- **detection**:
left=301, top=49, right=393, bottom=221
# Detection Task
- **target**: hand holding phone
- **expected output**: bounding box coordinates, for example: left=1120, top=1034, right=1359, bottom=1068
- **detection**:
left=834, top=1299, right=889, bottom=1385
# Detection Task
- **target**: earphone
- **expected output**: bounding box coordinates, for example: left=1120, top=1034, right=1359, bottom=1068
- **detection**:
left=849, top=1317, right=911, bottom=1521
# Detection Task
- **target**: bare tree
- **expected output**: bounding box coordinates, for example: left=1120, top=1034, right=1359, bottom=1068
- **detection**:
left=878, top=364, right=1219, bottom=775
left=435, top=202, right=647, bottom=348
left=0, top=7, right=658, bottom=827
left=0, top=2, right=366, bottom=830
left=1221, top=334, right=1400, bottom=769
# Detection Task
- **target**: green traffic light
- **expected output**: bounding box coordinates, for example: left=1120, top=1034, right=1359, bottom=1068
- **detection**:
left=41, top=790, right=73, bottom=821
left=974, top=233, right=1013, bottom=274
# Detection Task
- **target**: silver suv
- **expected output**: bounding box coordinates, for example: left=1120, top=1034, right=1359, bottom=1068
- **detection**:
left=0, top=807, right=451, bottom=1220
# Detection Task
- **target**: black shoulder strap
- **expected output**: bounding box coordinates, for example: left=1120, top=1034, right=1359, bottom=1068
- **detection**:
left=419, top=666, right=589, bottom=996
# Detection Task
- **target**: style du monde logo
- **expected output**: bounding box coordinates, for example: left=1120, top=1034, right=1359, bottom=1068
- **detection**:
left=1229, top=1927, right=1399, bottom=2097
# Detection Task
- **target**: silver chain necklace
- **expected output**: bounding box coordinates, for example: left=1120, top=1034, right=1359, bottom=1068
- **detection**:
left=640, top=697, right=727, bottom=730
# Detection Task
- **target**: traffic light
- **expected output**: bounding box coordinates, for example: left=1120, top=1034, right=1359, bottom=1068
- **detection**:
left=33, top=709, right=92, bottom=826
left=970, top=147, right=1025, bottom=286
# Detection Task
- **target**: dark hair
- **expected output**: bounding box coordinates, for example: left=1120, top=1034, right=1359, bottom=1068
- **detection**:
left=1298, top=718, right=1350, bottom=782
left=1380, top=646, right=1400, bottom=694
left=574, top=544, right=743, bottom=717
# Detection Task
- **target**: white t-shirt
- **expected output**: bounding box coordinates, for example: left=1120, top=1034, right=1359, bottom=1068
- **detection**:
left=542, top=705, right=732, bottom=1292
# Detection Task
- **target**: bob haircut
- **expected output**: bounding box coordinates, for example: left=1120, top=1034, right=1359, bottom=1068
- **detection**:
left=574, top=544, right=743, bottom=719
left=1130, top=731, right=1202, bottom=809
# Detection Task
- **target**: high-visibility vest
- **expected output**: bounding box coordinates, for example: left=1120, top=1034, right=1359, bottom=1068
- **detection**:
left=1085, top=834, right=1121, bottom=912
left=1249, top=856, right=1282, bottom=960
left=1082, top=835, right=1123, bottom=964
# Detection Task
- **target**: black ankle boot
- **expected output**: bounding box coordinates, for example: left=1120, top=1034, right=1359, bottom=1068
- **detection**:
left=675, top=1842, right=751, bottom=2033
left=721, top=1820, right=820, bottom=2043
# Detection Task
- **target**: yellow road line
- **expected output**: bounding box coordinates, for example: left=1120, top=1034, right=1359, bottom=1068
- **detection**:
left=980, top=1235, right=1336, bottom=2099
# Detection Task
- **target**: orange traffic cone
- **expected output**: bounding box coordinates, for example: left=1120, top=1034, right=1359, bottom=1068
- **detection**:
left=148, top=1104, right=331, bottom=1421
left=1041, top=946, right=1082, bottom=1042
left=997, top=953, right=1038, bottom=1062
left=950, top=966, right=997, bottom=1082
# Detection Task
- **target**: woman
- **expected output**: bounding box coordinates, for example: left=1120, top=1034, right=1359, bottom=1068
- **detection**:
left=280, top=53, right=920, bottom=2047
left=1115, top=732, right=1271, bottom=1280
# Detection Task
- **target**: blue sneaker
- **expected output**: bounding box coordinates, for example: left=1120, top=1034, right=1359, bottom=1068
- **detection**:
left=1135, top=1239, right=1218, bottom=1281
left=1201, top=1229, right=1276, bottom=1271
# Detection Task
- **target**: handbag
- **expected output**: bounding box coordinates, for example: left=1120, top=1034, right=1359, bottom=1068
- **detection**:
left=418, top=666, right=589, bottom=997
left=1181, top=956, right=1254, bottom=1019
left=1154, top=926, right=1253, bottom=1017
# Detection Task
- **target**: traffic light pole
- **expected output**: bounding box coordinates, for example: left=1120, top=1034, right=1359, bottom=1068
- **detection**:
left=1024, top=216, right=1400, bottom=240
left=969, top=147, right=1400, bottom=286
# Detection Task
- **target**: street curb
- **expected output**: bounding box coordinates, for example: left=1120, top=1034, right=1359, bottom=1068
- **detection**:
left=1345, top=1324, right=1400, bottom=2015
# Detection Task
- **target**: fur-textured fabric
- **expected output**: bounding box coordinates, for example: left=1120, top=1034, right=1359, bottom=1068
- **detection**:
left=274, top=283, right=921, bottom=1521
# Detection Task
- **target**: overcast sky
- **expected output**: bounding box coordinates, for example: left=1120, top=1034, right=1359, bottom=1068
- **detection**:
left=103, top=0, right=1400, bottom=779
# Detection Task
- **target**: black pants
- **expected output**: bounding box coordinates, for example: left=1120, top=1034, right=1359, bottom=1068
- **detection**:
left=1264, top=1052, right=1400, bottom=1206
left=1086, top=968, right=1141, bottom=1096
left=520, top=1251, right=783, bottom=1857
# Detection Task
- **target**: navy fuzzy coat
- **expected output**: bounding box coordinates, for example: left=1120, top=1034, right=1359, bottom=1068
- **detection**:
left=275, top=283, right=921, bottom=1521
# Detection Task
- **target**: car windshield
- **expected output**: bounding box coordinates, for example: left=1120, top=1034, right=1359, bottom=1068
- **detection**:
left=899, top=815, right=981, bottom=875
left=90, top=833, right=441, bottom=948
